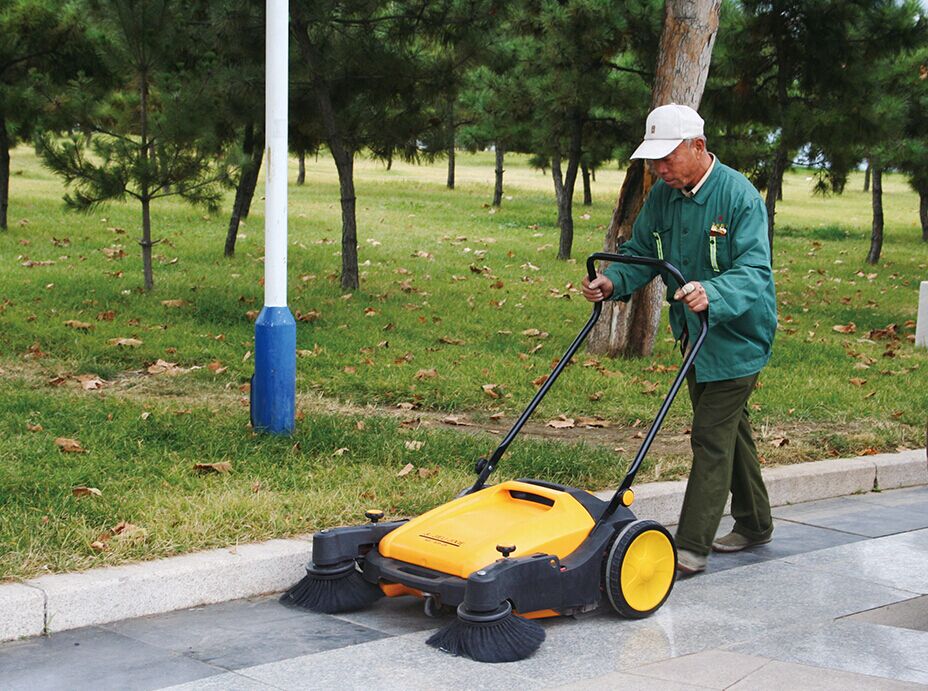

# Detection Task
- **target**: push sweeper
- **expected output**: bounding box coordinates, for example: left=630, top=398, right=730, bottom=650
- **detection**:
left=282, top=253, right=707, bottom=662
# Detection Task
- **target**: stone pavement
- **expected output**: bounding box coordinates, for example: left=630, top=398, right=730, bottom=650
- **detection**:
left=2, top=485, right=927, bottom=690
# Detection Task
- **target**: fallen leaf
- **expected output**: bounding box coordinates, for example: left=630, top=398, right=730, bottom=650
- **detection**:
left=193, top=461, right=232, bottom=473
left=64, top=320, right=92, bottom=331
left=76, top=374, right=106, bottom=390
left=356, top=420, right=366, bottom=430
left=396, top=402, right=417, bottom=411
left=72, top=486, right=102, bottom=498
left=397, top=462, right=414, bottom=477
left=531, top=374, right=549, bottom=387
left=521, top=328, right=549, bottom=338
left=489, top=412, right=504, bottom=420
left=55, top=437, right=85, bottom=453
left=546, top=416, right=575, bottom=429
left=769, top=437, right=790, bottom=448
left=160, top=299, right=187, bottom=308
left=577, top=416, right=610, bottom=428
left=332, top=447, right=349, bottom=456
left=112, top=521, right=146, bottom=540
left=418, top=467, right=438, bottom=478
left=415, top=368, right=438, bottom=380
left=482, top=384, right=501, bottom=399
left=90, top=540, right=108, bottom=552
left=26, top=423, right=43, bottom=432
left=832, top=323, right=856, bottom=334
left=438, top=336, right=466, bottom=345
left=147, top=359, right=182, bottom=375
left=848, top=378, right=867, bottom=386
left=589, top=391, right=604, bottom=401
left=441, top=415, right=472, bottom=426
left=108, top=337, right=143, bottom=347
left=404, top=440, right=425, bottom=451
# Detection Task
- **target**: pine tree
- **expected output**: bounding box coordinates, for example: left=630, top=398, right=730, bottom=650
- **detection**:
left=37, top=0, right=233, bottom=291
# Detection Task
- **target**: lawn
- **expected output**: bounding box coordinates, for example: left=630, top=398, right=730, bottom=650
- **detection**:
left=0, top=146, right=925, bottom=580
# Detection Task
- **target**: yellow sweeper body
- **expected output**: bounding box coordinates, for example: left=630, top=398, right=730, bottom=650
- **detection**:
left=378, top=480, right=595, bottom=579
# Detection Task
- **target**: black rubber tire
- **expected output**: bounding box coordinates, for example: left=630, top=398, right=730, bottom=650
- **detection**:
left=604, top=519, right=677, bottom=619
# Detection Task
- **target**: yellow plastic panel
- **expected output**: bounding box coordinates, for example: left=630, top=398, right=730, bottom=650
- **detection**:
left=379, top=480, right=595, bottom=578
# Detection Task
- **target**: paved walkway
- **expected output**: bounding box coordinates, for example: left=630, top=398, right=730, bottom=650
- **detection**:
left=2, top=485, right=927, bottom=690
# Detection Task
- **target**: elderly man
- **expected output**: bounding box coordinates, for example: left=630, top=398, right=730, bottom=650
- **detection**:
left=582, top=104, right=777, bottom=574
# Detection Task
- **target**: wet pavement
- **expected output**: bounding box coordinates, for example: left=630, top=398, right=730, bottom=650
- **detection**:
left=2, top=485, right=927, bottom=690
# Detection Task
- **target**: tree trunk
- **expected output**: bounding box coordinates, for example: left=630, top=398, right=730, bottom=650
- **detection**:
left=919, top=187, right=928, bottom=242
left=492, top=144, right=504, bottom=207
left=581, top=162, right=592, bottom=206
left=225, top=123, right=263, bottom=257
left=764, top=142, right=788, bottom=252
left=297, top=149, right=305, bottom=185
left=866, top=164, right=884, bottom=265
left=292, top=19, right=359, bottom=291
left=588, top=0, right=721, bottom=357
left=0, top=114, right=9, bottom=230
left=553, top=114, right=583, bottom=261
left=139, top=70, right=154, bottom=291
left=863, top=160, right=871, bottom=192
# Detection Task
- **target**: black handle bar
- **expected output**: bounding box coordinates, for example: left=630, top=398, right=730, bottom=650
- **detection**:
left=466, top=253, right=708, bottom=517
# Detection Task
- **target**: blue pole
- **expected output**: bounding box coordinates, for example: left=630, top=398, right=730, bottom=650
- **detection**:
left=251, top=0, right=295, bottom=435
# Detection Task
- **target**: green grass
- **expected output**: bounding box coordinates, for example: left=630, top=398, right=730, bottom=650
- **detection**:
left=1, top=147, right=925, bottom=579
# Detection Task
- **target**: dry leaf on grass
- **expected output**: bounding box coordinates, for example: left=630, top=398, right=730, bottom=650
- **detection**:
left=415, top=368, right=438, bottom=380
left=64, top=320, right=92, bottom=331
left=161, top=299, right=187, bottom=308
left=72, top=486, right=102, bottom=498
left=848, top=378, right=868, bottom=387
left=441, top=415, right=472, bottom=426
left=108, top=337, right=143, bottom=347
left=55, top=437, right=86, bottom=453
left=832, top=323, right=856, bottom=334
left=147, top=359, right=182, bottom=375
left=26, top=423, right=43, bottom=432
left=769, top=437, right=790, bottom=447
left=76, top=374, right=106, bottom=390
left=531, top=374, right=549, bottom=387
left=577, top=417, right=610, bottom=428
left=438, top=336, right=465, bottom=345
left=193, top=461, right=232, bottom=473
left=418, top=467, right=438, bottom=478
left=482, top=384, right=501, bottom=399
left=332, top=447, right=349, bottom=456
left=404, top=440, right=425, bottom=451
left=546, top=416, right=575, bottom=429
left=397, top=462, right=414, bottom=477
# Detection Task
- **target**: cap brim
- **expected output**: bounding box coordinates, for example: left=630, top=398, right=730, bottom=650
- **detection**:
left=630, top=138, right=682, bottom=160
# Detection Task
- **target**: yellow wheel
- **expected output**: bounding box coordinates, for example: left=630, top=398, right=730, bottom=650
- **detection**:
left=604, top=520, right=676, bottom=618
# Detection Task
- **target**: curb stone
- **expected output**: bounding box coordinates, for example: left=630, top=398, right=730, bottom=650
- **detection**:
left=1, top=449, right=925, bottom=642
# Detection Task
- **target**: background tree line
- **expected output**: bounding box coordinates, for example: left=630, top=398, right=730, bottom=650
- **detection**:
left=1, top=0, right=925, bottom=350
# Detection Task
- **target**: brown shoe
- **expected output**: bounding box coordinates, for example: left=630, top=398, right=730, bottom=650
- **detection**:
left=676, top=549, right=707, bottom=575
left=711, top=531, right=772, bottom=553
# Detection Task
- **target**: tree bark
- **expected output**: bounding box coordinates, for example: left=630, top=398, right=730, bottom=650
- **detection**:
left=447, top=144, right=455, bottom=189
left=866, top=164, right=884, bottom=265
left=919, top=186, right=928, bottom=242
left=863, top=160, right=871, bottom=192
left=446, top=97, right=456, bottom=190
left=588, top=0, right=721, bottom=357
left=492, top=144, right=504, bottom=207
left=0, top=114, right=9, bottom=230
left=293, top=18, right=359, bottom=291
left=553, top=113, right=583, bottom=260
left=764, top=141, right=788, bottom=252
left=225, top=123, right=263, bottom=258
left=581, top=162, right=592, bottom=206
left=139, top=70, right=154, bottom=291
left=297, top=149, right=305, bottom=185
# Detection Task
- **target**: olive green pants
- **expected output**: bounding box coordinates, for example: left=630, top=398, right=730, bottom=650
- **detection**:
left=674, top=371, right=773, bottom=556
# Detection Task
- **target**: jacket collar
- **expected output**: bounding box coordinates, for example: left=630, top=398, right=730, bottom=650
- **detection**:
left=671, top=155, right=721, bottom=206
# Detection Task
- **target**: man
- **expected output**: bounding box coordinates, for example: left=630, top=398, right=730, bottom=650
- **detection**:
left=582, top=103, right=777, bottom=575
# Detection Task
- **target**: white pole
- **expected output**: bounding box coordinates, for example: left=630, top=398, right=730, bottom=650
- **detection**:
left=265, top=0, right=288, bottom=307
left=251, top=0, right=296, bottom=434
left=917, top=281, right=928, bottom=349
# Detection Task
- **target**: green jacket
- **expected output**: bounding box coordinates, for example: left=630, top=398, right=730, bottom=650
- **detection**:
left=603, top=158, right=777, bottom=383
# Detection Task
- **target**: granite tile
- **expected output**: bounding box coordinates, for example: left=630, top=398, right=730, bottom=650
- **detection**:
left=783, top=529, right=928, bottom=594
left=160, top=672, right=282, bottom=690
left=0, top=626, right=220, bottom=691
left=728, top=620, right=928, bottom=685
left=731, top=659, right=925, bottom=690
left=630, top=649, right=769, bottom=688
left=560, top=670, right=718, bottom=690
left=846, top=595, right=928, bottom=632
left=104, top=595, right=388, bottom=670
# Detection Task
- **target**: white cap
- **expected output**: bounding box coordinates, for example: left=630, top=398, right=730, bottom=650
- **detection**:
left=630, top=104, right=704, bottom=160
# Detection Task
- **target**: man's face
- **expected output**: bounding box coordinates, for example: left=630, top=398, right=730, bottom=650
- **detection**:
left=649, top=140, right=705, bottom=189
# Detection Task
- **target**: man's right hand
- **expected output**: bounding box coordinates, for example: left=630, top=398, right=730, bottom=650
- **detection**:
left=582, top=272, right=614, bottom=302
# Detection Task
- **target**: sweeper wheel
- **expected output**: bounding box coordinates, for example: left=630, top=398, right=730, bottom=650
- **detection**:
left=604, top=519, right=676, bottom=619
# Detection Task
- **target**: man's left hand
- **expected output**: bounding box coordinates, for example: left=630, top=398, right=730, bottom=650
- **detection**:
left=673, top=281, right=709, bottom=312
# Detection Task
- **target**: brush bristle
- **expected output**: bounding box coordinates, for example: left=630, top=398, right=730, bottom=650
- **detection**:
left=426, top=610, right=545, bottom=662
left=280, top=569, right=382, bottom=613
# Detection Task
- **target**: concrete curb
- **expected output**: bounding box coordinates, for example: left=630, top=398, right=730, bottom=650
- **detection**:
left=2, top=449, right=925, bottom=643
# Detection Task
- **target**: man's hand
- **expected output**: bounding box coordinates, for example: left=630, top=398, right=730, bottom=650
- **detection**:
left=582, top=273, right=614, bottom=302
left=673, top=281, right=709, bottom=312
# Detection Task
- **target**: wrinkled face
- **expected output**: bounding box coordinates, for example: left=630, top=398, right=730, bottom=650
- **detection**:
left=649, top=139, right=707, bottom=189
